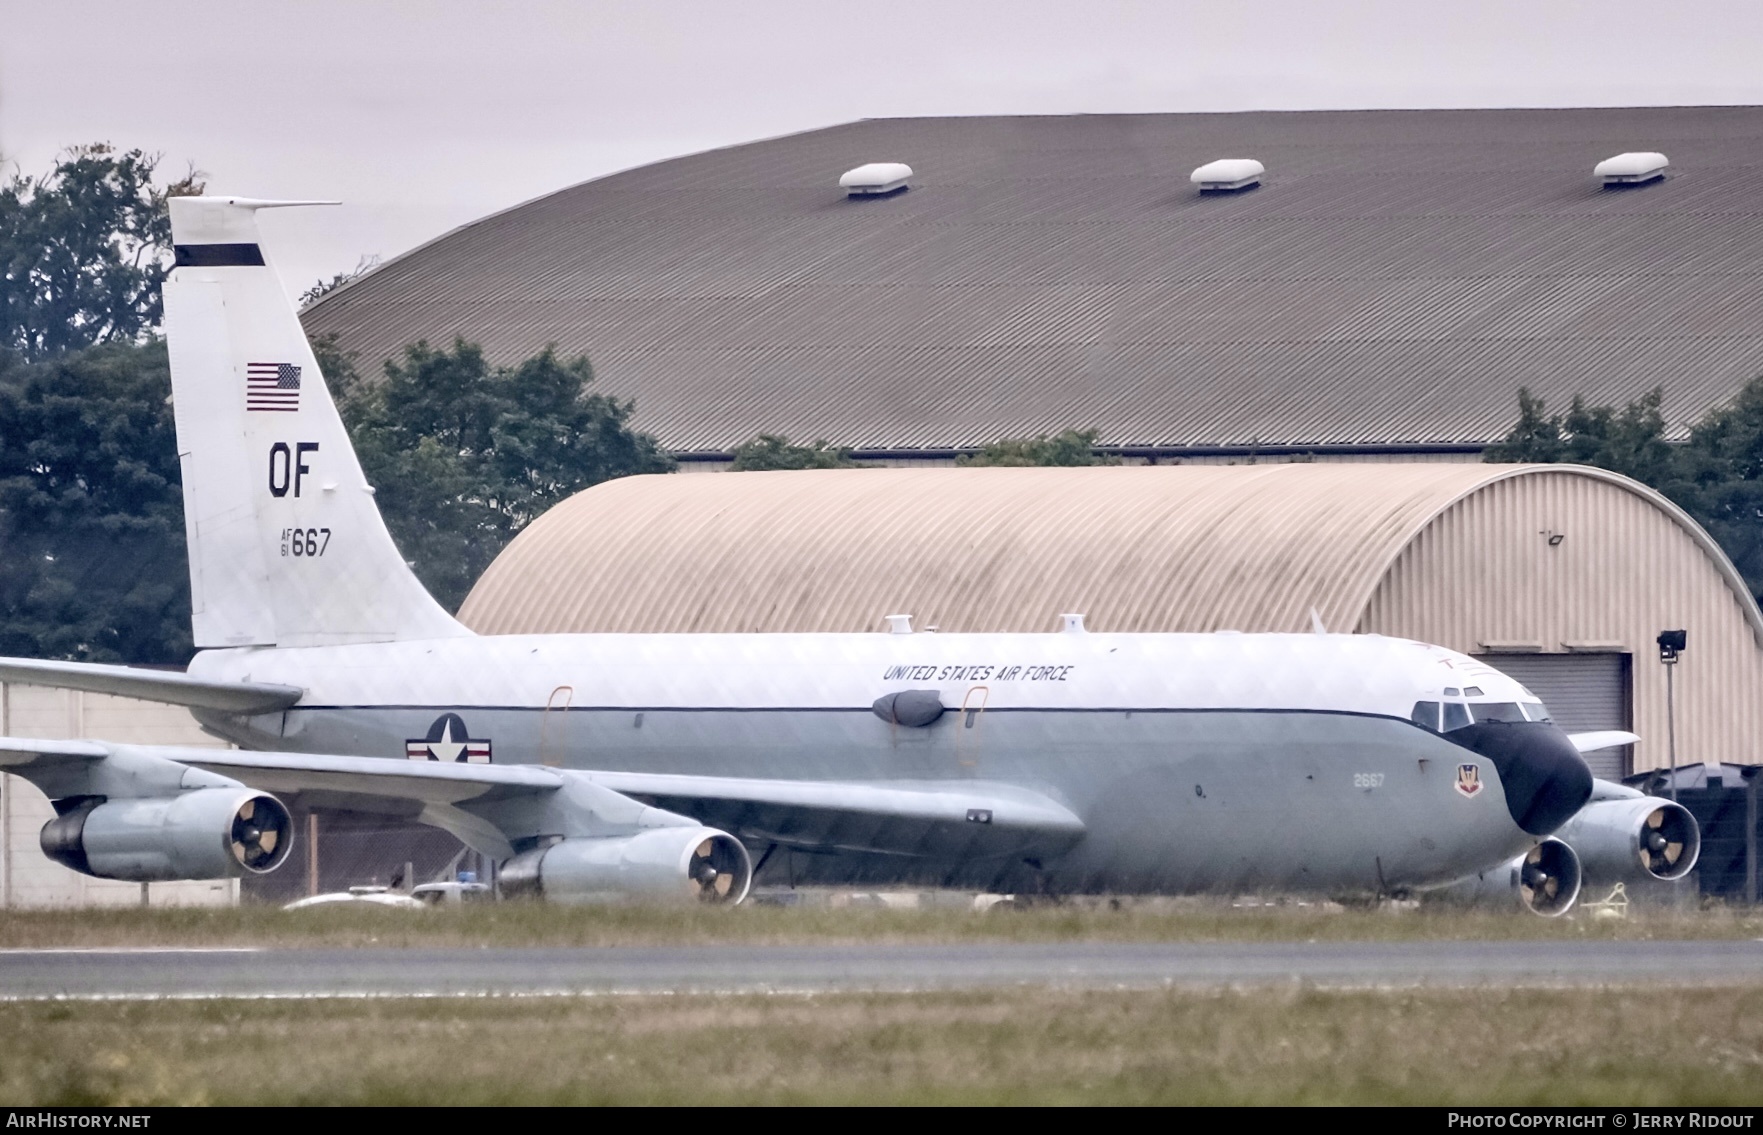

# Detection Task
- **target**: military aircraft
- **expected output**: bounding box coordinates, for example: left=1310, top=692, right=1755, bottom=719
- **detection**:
left=0, top=197, right=1689, bottom=909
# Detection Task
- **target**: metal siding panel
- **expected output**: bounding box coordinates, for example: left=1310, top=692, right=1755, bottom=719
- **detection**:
left=305, top=107, right=1763, bottom=456
left=460, top=463, right=1505, bottom=640
left=1362, top=468, right=1763, bottom=771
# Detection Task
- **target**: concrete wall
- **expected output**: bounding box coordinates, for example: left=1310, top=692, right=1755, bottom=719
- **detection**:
left=0, top=684, right=238, bottom=909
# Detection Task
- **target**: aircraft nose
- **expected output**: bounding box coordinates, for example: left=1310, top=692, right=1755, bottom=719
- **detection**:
left=1454, top=723, right=1594, bottom=835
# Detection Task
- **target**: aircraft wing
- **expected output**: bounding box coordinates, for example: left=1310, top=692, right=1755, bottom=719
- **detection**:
left=579, top=769, right=1086, bottom=860
left=1567, top=730, right=1640, bottom=754
left=0, top=656, right=301, bottom=715
left=1, top=739, right=1085, bottom=865
left=193, top=754, right=1087, bottom=860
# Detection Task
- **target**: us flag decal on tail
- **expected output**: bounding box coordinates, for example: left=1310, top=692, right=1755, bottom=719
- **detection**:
left=246, top=362, right=301, bottom=412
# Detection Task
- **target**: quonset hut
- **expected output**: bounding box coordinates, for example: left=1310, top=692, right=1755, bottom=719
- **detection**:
left=458, top=463, right=1763, bottom=782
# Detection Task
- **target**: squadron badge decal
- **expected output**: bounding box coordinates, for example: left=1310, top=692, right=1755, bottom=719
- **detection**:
left=406, top=713, right=492, bottom=763
left=1455, top=762, right=1483, bottom=798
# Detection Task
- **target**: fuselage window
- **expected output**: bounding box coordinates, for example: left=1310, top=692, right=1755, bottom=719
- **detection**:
left=1410, top=701, right=1441, bottom=731
left=1470, top=701, right=1526, bottom=724
left=1521, top=700, right=1552, bottom=722
left=1442, top=702, right=1472, bottom=732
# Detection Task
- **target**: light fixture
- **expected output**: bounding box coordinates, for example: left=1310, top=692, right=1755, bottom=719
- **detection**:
left=1657, top=629, right=1686, bottom=799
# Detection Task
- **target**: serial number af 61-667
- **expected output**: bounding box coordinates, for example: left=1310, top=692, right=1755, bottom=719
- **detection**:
left=280, top=527, right=331, bottom=557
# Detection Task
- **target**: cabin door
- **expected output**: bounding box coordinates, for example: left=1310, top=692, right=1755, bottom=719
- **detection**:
left=540, top=684, right=574, bottom=767
left=957, top=684, right=989, bottom=768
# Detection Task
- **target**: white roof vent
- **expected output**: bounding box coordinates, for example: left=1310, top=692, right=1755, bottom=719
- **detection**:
left=885, top=613, right=914, bottom=634
left=1594, top=152, right=1668, bottom=186
left=1060, top=613, right=1087, bottom=634
left=1190, top=158, right=1264, bottom=192
left=840, top=162, right=913, bottom=197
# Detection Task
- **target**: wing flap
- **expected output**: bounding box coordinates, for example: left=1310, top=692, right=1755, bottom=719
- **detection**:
left=0, top=656, right=301, bottom=715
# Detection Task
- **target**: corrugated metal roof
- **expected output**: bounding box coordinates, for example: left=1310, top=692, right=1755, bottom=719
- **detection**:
left=305, top=107, right=1763, bottom=453
left=457, top=463, right=1763, bottom=646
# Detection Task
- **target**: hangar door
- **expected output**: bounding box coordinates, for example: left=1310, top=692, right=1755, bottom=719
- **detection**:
left=1478, top=653, right=1632, bottom=781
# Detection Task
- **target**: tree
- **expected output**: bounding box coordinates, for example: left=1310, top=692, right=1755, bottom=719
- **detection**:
left=0, top=144, right=202, bottom=362
left=0, top=340, right=191, bottom=662
left=341, top=337, right=675, bottom=611
left=957, top=428, right=1121, bottom=467
left=1677, top=376, right=1763, bottom=604
left=729, top=434, right=868, bottom=470
left=299, top=254, right=382, bottom=310
left=1483, top=386, right=1679, bottom=490
left=1485, top=380, right=1763, bottom=602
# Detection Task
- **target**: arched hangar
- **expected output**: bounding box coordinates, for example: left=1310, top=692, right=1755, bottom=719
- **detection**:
left=459, top=463, right=1763, bottom=782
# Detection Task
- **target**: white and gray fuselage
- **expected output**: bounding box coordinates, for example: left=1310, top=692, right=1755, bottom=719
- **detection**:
left=190, top=630, right=1592, bottom=895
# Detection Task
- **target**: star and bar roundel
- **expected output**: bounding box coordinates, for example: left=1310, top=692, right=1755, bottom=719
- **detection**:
left=406, top=713, right=492, bottom=763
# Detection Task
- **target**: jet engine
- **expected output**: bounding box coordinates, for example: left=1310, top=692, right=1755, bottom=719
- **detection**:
left=500, top=827, right=752, bottom=905
left=1432, top=838, right=1583, bottom=917
left=1552, top=796, right=1699, bottom=881
left=40, top=789, right=293, bottom=882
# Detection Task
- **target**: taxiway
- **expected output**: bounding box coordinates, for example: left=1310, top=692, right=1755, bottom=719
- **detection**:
left=2, top=939, right=1760, bottom=999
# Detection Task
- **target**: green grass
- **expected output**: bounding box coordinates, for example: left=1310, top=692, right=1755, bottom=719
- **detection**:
left=5, top=987, right=1761, bottom=1105
left=1, top=897, right=1759, bottom=949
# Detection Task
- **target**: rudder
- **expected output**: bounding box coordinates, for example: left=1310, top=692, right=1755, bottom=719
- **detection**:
left=164, top=196, right=468, bottom=647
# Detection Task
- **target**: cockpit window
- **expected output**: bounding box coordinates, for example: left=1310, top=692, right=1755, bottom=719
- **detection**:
left=1470, top=702, right=1526, bottom=724
left=1443, top=687, right=1460, bottom=697
left=1410, top=701, right=1440, bottom=731
left=1442, top=702, right=1471, bottom=732
left=1521, top=701, right=1552, bottom=722
left=1462, top=686, right=1484, bottom=697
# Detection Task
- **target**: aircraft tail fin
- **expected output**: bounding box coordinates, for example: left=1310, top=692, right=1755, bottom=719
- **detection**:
left=164, top=196, right=470, bottom=648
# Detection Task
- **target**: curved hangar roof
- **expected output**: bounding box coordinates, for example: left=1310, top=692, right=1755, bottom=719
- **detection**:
left=458, top=463, right=1763, bottom=770
left=305, top=107, right=1763, bottom=457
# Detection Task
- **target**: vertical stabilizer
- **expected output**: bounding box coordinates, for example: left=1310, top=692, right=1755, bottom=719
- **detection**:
left=165, top=196, right=470, bottom=647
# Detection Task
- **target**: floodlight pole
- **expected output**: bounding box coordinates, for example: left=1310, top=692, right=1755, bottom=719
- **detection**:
left=1666, top=659, right=1678, bottom=802
left=1657, top=630, right=1686, bottom=802
left=1747, top=768, right=1759, bottom=906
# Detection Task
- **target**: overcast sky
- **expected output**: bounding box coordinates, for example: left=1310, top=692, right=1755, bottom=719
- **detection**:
left=6, top=1, right=1762, bottom=297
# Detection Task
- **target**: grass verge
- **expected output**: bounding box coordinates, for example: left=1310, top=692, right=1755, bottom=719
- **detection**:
left=0, top=898, right=1759, bottom=949
left=4, top=986, right=1761, bottom=1105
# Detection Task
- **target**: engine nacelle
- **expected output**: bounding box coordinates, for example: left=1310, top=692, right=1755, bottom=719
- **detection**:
left=40, top=789, right=293, bottom=882
left=1433, top=838, right=1583, bottom=917
left=500, top=827, right=752, bottom=905
left=1553, top=796, right=1699, bottom=881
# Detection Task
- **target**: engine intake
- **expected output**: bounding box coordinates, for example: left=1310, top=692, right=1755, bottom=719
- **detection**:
left=500, top=827, right=752, bottom=905
left=1431, top=837, right=1583, bottom=917
left=40, top=789, right=293, bottom=882
left=1553, top=796, right=1700, bottom=882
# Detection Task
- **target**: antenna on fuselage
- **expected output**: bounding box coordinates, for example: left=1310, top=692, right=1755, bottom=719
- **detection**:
left=1310, top=607, right=1327, bottom=635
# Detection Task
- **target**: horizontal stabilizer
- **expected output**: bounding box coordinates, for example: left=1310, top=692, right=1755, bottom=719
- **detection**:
left=0, top=657, right=302, bottom=715
left=1568, top=730, right=1640, bottom=754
